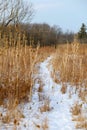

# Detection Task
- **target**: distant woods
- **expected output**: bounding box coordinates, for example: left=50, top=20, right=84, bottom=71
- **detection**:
left=22, top=23, right=74, bottom=47
left=0, top=22, right=87, bottom=47
left=21, top=23, right=87, bottom=46
left=0, top=23, right=75, bottom=47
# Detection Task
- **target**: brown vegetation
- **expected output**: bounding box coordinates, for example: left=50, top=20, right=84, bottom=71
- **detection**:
left=71, top=103, right=82, bottom=116
left=52, top=41, right=87, bottom=85
left=61, top=83, right=67, bottom=94
left=0, top=24, right=87, bottom=129
left=52, top=40, right=87, bottom=129
left=0, top=29, right=39, bottom=106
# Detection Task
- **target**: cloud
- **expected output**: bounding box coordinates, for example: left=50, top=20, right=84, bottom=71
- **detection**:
left=34, top=1, right=64, bottom=11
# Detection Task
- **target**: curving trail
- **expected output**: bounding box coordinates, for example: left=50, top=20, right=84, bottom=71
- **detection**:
left=0, top=57, right=79, bottom=130
left=20, top=57, right=78, bottom=130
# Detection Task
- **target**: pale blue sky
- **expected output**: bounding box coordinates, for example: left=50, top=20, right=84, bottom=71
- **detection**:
left=30, top=0, right=87, bottom=32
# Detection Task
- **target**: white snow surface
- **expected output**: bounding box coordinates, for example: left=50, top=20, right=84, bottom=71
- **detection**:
left=0, top=57, right=83, bottom=130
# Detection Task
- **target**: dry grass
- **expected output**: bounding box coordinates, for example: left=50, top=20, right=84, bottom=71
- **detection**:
left=42, top=117, right=49, bottom=130
left=52, top=41, right=87, bottom=86
left=34, top=117, right=48, bottom=130
left=2, top=107, right=24, bottom=124
left=76, top=121, right=87, bottom=129
left=0, top=29, right=40, bottom=125
left=1, top=29, right=87, bottom=129
left=52, top=41, right=87, bottom=101
left=37, top=81, right=51, bottom=113
left=72, top=114, right=87, bottom=129
left=0, top=28, right=55, bottom=126
left=71, top=103, right=82, bottom=116
left=39, top=99, right=50, bottom=113
left=0, top=98, right=24, bottom=124
left=37, top=46, right=55, bottom=63
left=52, top=40, right=87, bottom=129
left=61, top=83, right=67, bottom=94
left=72, top=114, right=85, bottom=122
left=0, top=31, right=40, bottom=105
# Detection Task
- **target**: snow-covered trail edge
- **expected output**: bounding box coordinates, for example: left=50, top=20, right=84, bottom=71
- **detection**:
left=20, top=56, right=78, bottom=130
left=0, top=57, right=79, bottom=130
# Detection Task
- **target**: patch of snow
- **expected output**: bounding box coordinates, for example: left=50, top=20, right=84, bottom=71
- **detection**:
left=0, top=56, right=85, bottom=130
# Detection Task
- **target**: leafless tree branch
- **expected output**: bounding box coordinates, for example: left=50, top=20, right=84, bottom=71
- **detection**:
left=0, top=0, right=34, bottom=26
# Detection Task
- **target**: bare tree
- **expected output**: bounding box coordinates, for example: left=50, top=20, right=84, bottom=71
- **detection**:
left=0, top=0, right=34, bottom=26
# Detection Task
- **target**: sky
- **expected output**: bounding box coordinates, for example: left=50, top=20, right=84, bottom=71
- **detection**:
left=30, top=0, right=87, bottom=32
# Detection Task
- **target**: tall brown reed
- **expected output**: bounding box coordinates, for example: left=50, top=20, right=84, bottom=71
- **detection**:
left=0, top=28, right=39, bottom=106
left=52, top=39, right=87, bottom=86
left=52, top=39, right=87, bottom=129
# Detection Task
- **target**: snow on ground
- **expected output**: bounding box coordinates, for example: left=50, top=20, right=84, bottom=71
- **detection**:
left=0, top=57, right=84, bottom=130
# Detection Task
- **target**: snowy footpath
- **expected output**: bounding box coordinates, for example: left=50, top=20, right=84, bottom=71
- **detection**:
left=0, top=57, right=80, bottom=130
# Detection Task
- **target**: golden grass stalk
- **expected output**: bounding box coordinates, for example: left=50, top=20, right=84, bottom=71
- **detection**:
left=0, top=29, right=39, bottom=106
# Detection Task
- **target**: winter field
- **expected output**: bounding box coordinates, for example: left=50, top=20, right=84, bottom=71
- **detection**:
left=0, top=33, right=87, bottom=130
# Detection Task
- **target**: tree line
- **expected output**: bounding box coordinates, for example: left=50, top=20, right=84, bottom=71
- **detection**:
left=20, top=23, right=74, bottom=47
left=21, top=23, right=87, bottom=46
left=0, top=23, right=74, bottom=47
left=0, top=0, right=87, bottom=47
left=1, top=22, right=87, bottom=47
left=0, top=0, right=74, bottom=47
